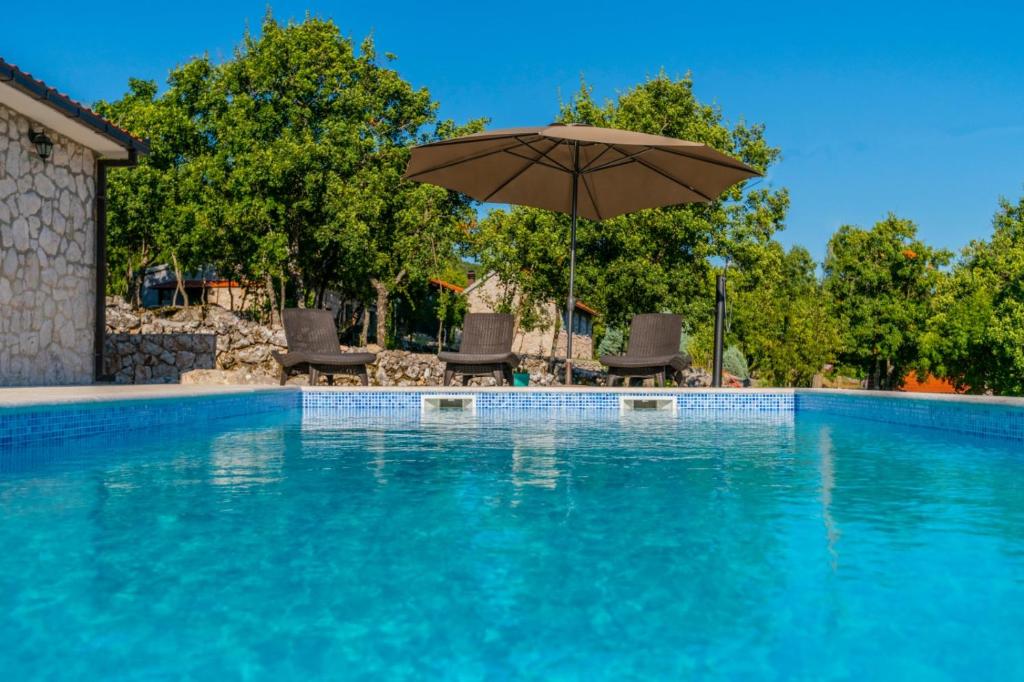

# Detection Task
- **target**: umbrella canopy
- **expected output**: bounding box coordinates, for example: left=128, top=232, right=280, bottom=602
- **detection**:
left=404, top=123, right=760, bottom=383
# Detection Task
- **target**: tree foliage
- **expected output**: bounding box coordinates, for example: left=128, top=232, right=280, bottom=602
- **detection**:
left=823, top=214, right=951, bottom=388
left=96, top=13, right=481, bottom=340
left=728, top=244, right=839, bottom=386
left=921, top=195, right=1024, bottom=394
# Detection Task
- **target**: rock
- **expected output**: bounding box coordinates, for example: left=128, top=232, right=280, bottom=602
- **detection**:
left=180, top=369, right=278, bottom=386
left=38, top=227, right=61, bottom=256
left=16, top=191, right=41, bottom=216
left=11, top=216, right=29, bottom=251
left=34, top=173, right=55, bottom=199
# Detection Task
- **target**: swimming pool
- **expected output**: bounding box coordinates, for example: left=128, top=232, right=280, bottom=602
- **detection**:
left=1, top=389, right=1023, bottom=679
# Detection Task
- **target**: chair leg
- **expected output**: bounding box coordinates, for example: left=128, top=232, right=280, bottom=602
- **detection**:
left=326, top=374, right=335, bottom=386
left=461, top=375, right=471, bottom=386
left=443, top=369, right=454, bottom=387
left=279, top=367, right=288, bottom=386
left=493, top=369, right=504, bottom=386
left=656, top=370, right=665, bottom=388
left=308, top=368, right=318, bottom=386
left=504, top=366, right=514, bottom=385
left=359, top=368, right=369, bottom=386
left=607, top=374, right=620, bottom=387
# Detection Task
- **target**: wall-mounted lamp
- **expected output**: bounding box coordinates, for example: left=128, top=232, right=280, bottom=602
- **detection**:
left=28, top=129, right=54, bottom=161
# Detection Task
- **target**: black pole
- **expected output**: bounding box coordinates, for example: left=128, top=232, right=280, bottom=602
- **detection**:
left=712, top=272, right=726, bottom=387
left=564, top=141, right=580, bottom=386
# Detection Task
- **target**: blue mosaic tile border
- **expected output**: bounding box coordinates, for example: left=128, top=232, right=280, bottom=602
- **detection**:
left=5, top=387, right=1022, bottom=450
left=796, top=391, right=1024, bottom=441
left=0, top=389, right=300, bottom=451
left=301, top=390, right=795, bottom=414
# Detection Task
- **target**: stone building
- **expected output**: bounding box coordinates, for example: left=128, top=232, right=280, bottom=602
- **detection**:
left=139, top=264, right=251, bottom=312
left=463, top=271, right=596, bottom=359
left=0, top=58, right=147, bottom=386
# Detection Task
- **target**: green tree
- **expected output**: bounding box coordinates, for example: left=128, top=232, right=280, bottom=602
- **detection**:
left=729, top=245, right=839, bottom=386
left=824, top=214, right=950, bottom=389
left=921, top=195, right=1024, bottom=394
left=97, top=13, right=481, bottom=337
left=472, top=73, right=789, bottom=356
left=93, top=73, right=215, bottom=304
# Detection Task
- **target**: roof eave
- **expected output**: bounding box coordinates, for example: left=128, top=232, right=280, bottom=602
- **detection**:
left=0, top=57, right=149, bottom=157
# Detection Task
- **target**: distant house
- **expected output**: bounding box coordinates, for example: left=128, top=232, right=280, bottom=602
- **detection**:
left=463, top=271, right=596, bottom=359
left=320, top=270, right=597, bottom=359
left=140, top=264, right=249, bottom=311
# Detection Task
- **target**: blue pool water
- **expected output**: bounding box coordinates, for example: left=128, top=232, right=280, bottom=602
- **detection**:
left=1, top=408, right=1023, bottom=680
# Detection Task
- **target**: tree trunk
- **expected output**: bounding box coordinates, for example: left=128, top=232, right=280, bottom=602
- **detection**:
left=265, top=273, right=280, bottom=327
left=171, top=252, right=188, bottom=308
left=870, top=357, right=881, bottom=390
left=372, top=280, right=390, bottom=348
left=370, top=272, right=404, bottom=349
left=287, top=256, right=306, bottom=309
left=359, top=305, right=369, bottom=347
left=280, top=277, right=286, bottom=322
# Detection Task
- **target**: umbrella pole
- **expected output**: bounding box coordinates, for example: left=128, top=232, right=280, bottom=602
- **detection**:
left=565, top=143, right=580, bottom=385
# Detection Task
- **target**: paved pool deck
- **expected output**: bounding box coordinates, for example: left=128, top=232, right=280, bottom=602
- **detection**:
left=0, top=384, right=294, bottom=407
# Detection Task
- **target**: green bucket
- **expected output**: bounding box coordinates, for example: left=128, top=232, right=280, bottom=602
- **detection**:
left=512, top=372, right=530, bottom=387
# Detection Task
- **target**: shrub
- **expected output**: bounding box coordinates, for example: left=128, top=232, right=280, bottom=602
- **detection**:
left=596, top=327, right=625, bottom=356
left=724, top=345, right=750, bottom=380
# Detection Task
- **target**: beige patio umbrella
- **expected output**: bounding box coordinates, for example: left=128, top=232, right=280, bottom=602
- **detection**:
left=404, top=123, right=759, bottom=384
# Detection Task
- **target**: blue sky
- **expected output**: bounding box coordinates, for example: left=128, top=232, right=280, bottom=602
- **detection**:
left=4, top=1, right=1022, bottom=260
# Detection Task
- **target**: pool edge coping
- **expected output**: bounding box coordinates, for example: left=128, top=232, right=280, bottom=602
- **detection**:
left=2, top=384, right=1024, bottom=410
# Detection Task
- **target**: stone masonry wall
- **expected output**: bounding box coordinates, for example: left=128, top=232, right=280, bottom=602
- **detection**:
left=104, top=300, right=286, bottom=384
left=105, top=301, right=714, bottom=388
left=0, top=103, right=97, bottom=386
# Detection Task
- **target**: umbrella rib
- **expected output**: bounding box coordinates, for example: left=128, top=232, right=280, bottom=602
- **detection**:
left=581, top=148, right=653, bottom=175
left=578, top=144, right=617, bottom=172
left=515, top=136, right=573, bottom=172
left=580, top=171, right=603, bottom=221
left=404, top=140, right=531, bottom=180
left=621, top=148, right=716, bottom=202
left=501, top=148, right=569, bottom=173
left=482, top=144, right=551, bottom=202
left=656, top=147, right=760, bottom=174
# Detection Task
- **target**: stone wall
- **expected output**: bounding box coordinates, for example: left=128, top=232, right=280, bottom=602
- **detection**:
left=0, top=103, right=97, bottom=386
left=105, top=301, right=713, bottom=388
left=104, top=300, right=286, bottom=384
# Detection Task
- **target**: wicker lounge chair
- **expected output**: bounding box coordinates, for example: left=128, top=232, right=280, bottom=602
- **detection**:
left=600, top=313, right=691, bottom=387
left=439, top=313, right=519, bottom=386
left=272, top=309, right=377, bottom=386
